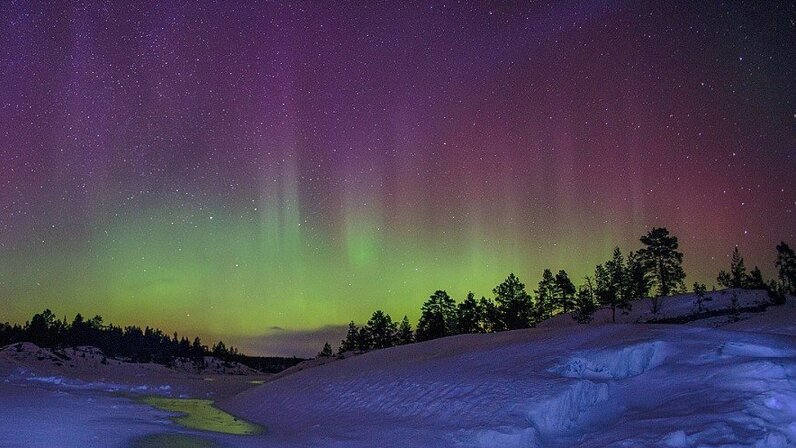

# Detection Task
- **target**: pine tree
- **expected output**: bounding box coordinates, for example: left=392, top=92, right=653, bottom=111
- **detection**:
left=339, top=321, right=359, bottom=353
left=554, top=270, right=577, bottom=314
left=396, top=316, right=414, bottom=345
left=365, top=310, right=398, bottom=349
left=493, top=273, right=534, bottom=330
left=639, top=227, right=686, bottom=311
left=318, top=342, right=333, bottom=357
left=775, top=242, right=796, bottom=295
left=416, top=290, right=457, bottom=341
left=456, top=292, right=484, bottom=334
left=535, top=269, right=557, bottom=321
left=718, top=246, right=746, bottom=288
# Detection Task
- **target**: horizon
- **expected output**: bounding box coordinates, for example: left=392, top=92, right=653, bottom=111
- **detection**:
left=1, top=2, right=793, bottom=358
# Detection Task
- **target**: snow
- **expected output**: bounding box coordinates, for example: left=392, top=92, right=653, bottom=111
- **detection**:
left=1, top=290, right=795, bottom=447
left=221, top=291, right=796, bottom=447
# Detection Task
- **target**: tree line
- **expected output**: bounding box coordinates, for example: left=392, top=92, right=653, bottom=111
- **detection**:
left=0, top=312, right=304, bottom=373
left=322, top=228, right=796, bottom=356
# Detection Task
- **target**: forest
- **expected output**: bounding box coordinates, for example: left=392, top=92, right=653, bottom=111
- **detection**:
left=325, top=229, right=796, bottom=356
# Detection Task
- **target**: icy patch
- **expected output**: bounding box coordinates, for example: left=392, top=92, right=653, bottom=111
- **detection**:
left=552, top=341, right=667, bottom=380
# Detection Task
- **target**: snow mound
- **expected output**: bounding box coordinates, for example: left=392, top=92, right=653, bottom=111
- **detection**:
left=552, top=341, right=667, bottom=380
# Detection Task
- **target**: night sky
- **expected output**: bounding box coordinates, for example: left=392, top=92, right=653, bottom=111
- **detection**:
left=1, top=1, right=794, bottom=356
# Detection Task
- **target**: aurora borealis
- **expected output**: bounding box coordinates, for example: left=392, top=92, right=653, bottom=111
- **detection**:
left=1, top=2, right=794, bottom=356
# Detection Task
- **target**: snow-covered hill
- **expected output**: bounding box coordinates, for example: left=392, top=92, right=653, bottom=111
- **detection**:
left=221, top=290, right=796, bottom=448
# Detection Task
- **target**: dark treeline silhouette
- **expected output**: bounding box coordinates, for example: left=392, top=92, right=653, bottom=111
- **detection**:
left=0, top=312, right=304, bottom=373
left=326, top=229, right=795, bottom=356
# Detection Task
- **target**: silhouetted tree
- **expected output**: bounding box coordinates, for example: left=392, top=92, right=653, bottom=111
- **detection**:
left=212, top=341, right=228, bottom=357
left=693, top=282, right=711, bottom=313
left=746, top=266, right=766, bottom=289
left=318, top=342, right=333, bottom=357
left=535, top=269, right=557, bottom=321
left=366, top=310, right=398, bottom=349
left=416, top=290, right=457, bottom=341
left=190, top=337, right=205, bottom=364
left=718, top=247, right=746, bottom=288
left=356, top=326, right=373, bottom=351
left=639, top=227, right=686, bottom=312
left=493, top=273, right=534, bottom=330
left=594, top=251, right=632, bottom=323
left=478, top=297, right=500, bottom=333
left=27, top=309, right=57, bottom=347
left=553, top=270, right=577, bottom=314
left=626, top=251, right=651, bottom=300
left=3, top=310, right=301, bottom=373
left=572, top=279, right=597, bottom=324
left=339, top=321, right=359, bottom=353
left=456, top=292, right=484, bottom=334
left=396, top=316, right=414, bottom=345
left=775, top=242, right=796, bottom=295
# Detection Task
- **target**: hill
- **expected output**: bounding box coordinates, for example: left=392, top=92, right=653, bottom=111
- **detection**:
left=220, top=290, right=796, bottom=447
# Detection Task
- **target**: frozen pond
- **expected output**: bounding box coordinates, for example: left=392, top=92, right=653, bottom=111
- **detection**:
left=0, top=382, right=257, bottom=448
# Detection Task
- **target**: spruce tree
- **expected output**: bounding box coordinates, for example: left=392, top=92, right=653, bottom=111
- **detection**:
left=639, top=227, right=686, bottom=311
left=318, top=342, right=333, bottom=357
left=396, top=316, right=414, bottom=345
left=416, top=290, right=457, bottom=341
left=365, top=310, right=398, bottom=349
left=493, top=273, right=534, bottom=330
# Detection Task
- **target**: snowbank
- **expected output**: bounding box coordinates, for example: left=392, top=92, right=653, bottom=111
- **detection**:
left=221, top=291, right=796, bottom=447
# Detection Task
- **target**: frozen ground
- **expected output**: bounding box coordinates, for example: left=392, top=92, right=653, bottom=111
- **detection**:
left=1, top=289, right=795, bottom=447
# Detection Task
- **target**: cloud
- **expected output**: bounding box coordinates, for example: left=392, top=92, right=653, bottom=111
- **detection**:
left=230, top=325, right=348, bottom=358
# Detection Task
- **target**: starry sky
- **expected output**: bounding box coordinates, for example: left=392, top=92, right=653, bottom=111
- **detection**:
left=1, top=1, right=794, bottom=356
